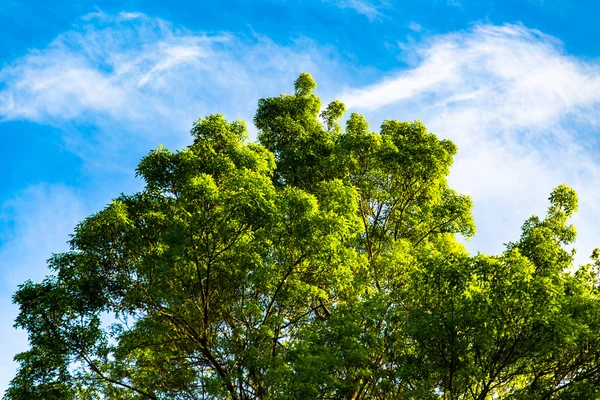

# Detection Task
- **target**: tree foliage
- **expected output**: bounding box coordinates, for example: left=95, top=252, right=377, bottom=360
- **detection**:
left=5, top=73, right=600, bottom=399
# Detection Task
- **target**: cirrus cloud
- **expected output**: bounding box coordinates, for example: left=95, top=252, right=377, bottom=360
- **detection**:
left=0, top=11, right=357, bottom=157
left=338, top=23, right=600, bottom=260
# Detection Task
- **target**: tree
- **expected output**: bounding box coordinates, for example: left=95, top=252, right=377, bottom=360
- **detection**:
left=5, top=73, right=600, bottom=400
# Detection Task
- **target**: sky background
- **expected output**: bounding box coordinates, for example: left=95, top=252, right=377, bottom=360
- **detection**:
left=2, top=0, right=600, bottom=392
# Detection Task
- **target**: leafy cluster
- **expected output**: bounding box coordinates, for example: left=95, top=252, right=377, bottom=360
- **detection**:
left=6, top=74, right=600, bottom=399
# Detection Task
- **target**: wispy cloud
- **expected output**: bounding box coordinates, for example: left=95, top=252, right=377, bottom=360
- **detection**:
left=407, top=22, right=423, bottom=32
left=0, top=11, right=354, bottom=157
left=339, top=23, right=600, bottom=260
left=324, top=0, right=389, bottom=20
left=344, top=24, right=600, bottom=124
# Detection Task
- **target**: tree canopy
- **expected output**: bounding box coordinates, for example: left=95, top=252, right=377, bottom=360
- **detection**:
left=5, top=73, right=600, bottom=400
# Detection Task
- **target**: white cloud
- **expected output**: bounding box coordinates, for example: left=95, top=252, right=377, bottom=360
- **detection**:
left=408, top=22, right=423, bottom=32
left=324, top=0, right=389, bottom=20
left=0, top=12, right=354, bottom=157
left=338, top=23, right=600, bottom=260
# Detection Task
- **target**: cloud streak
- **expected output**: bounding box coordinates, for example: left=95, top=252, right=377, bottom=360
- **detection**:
left=344, top=25, right=600, bottom=127
left=0, top=11, right=354, bottom=154
left=324, top=0, right=389, bottom=20
left=339, top=23, right=600, bottom=259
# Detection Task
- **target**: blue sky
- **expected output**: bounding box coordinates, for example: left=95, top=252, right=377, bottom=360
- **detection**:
left=2, top=0, right=600, bottom=392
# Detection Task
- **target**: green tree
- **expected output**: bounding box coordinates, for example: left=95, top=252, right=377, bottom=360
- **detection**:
left=5, top=74, right=600, bottom=399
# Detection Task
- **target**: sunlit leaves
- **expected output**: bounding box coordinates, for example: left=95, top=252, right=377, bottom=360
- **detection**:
left=6, top=74, right=600, bottom=400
